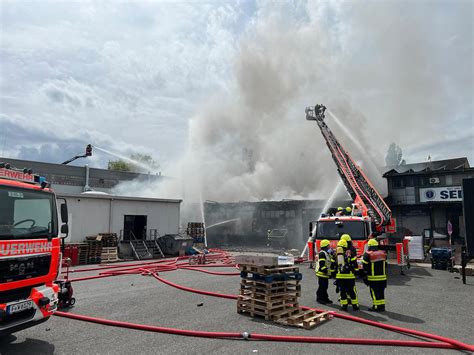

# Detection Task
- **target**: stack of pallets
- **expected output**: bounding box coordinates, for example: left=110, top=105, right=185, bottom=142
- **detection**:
left=98, top=233, right=118, bottom=247
left=100, top=247, right=119, bottom=263
left=76, top=243, right=89, bottom=265
left=186, top=222, right=205, bottom=249
left=237, top=264, right=331, bottom=329
left=85, top=238, right=103, bottom=264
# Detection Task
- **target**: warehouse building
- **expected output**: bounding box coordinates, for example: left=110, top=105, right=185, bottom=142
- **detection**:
left=383, top=157, right=473, bottom=242
left=60, top=193, right=181, bottom=243
left=0, top=157, right=162, bottom=194
left=205, top=199, right=351, bottom=250
left=0, top=157, right=182, bottom=259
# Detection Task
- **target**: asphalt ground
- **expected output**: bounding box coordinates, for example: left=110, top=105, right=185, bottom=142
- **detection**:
left=1, top=257, right=473, bottom=355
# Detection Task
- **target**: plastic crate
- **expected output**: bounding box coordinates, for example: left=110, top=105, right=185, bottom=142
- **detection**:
left=430, top=247, right=452, bottom=261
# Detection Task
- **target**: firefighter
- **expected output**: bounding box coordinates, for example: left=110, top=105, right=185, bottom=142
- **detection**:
left=340, top=234, right=357, bottom=259
left=344, top=206, right=352, bottom=216
left=266, top=229, right=272, bottom=247
left=335, top=239, right=359, bottom=311
left=362, top=238, right=387, bottom=312
left=315, top=239, right=334, bottom=304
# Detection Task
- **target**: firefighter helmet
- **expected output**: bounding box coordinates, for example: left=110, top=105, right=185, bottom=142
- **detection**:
left=320, top=239, right=330, bottom=248
left=368, top=239, right=379, bottom=247
left=345, top=206, right=352, bottom=214
left=337, top=207, right=343, bottom=211
left=337, top=239, right=348, bottom=248
left=341, top=234, right=351, bottom=242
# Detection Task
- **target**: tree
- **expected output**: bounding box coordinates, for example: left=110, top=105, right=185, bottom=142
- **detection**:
left=130, top=153, right=159, bottom=170
left=107, top=153, right=159, bottom=172
left=108, top=159, right=132, bottom=171
left=385, top=143, right=406, bottom=166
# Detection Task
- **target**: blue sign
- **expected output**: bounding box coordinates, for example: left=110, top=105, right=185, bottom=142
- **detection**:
left=425, top=190, right=436, bottom=200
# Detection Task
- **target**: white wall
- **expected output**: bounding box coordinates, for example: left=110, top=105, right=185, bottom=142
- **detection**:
left=63, top=197, right=111, bottom=243
left=110, top=200, right=180, bottom=237
left=62, top=195, right=180, bottom=243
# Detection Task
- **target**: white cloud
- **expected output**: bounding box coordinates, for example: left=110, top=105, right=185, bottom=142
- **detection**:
left=0, top=0, right=472, bottom=202
left=1, top=1, right=245, bottom=163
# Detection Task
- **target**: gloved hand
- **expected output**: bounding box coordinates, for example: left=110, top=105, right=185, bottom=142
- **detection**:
left=363, top=278, right=369, bottom=286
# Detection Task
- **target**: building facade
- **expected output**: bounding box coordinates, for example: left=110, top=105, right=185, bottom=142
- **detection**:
left=383, top=157, right=473, bottom=241
left=204, top=199, right=351, bottom=250
left=59, top=193, right=181, bottom=244
left=0, top=157, right=162, bottom=194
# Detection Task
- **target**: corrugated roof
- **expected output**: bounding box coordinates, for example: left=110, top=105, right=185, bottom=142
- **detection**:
left=383, top=157, right=470, bottom=176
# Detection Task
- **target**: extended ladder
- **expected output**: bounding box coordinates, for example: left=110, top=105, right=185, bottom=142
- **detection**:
left=305, top=105, right=391, bottom=231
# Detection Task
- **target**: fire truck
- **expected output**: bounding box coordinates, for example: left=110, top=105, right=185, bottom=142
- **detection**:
left=306, top=105, right=392, bottom=257
left=0, top=162, right=68, bottom=335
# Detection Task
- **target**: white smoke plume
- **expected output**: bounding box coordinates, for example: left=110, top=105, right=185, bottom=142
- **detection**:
left=113, top=1, right=472, bottom=204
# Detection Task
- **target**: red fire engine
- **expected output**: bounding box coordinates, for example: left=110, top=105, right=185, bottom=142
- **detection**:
left=0, top=162, right=68, bottom=334
left=305, top=105, right=392, bottom=258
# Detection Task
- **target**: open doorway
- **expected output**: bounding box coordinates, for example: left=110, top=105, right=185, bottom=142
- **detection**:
left=123, top=215, right=147, bottom=240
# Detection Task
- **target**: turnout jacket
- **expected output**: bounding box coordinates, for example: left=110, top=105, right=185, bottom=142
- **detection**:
left=336, top=247, right=358, bottom=279
left=362, top=249, right=387, bottom=281
left=315, top=249, right=335, bottom=278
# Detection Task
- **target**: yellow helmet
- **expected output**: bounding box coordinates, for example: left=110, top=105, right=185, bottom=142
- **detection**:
left=368, top=239, right=379, bottom=247
left=341, top=234, right=351, bottom=242
left=337, top=239, right=348, bottom=248
left=320, top=239, right=330, bottom=248
left=337, top=207, right=343, bottom=211
left=345, top=207, right=352, bottom=213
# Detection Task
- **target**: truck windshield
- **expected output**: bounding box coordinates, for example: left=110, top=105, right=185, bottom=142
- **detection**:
left=316, top=220, right=366, bottom=240
left=0, top=186, right=57, bottom=240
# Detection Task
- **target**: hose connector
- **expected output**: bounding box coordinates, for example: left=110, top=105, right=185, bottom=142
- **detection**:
left=242, top=332, right=250, bottom=340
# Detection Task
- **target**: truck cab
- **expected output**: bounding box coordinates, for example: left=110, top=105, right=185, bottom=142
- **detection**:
left=0, top=164, right=67, bottom=335
left=311, top=215, right=373, bottom=256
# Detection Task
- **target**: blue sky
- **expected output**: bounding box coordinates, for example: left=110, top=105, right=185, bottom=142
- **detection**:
left=0, top=1, right=472, bottom=200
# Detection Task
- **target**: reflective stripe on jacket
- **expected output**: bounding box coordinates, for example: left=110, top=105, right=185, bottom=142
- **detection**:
left=315, top=250, right=332, bottom=278
left=336, top=247, right=357, bottom=279
left=362, top=250, right=387, bottom=281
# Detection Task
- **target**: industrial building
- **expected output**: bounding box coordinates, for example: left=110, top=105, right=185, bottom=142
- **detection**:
left=0, top=157, right=182, bottom=259
left=205, top=157, right=473, bottom=249
left=383, top=157, right=473, bottom=242
left=60, top=193, right=181, bottom=241
left=0, top=157, right=163, bottom=194
left=205, top=199, right=351, bottom=250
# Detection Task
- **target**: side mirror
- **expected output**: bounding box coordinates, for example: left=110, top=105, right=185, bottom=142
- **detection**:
left=61, top=224, right=69, bottom=237
left=61, top=203, right=68, bottom=224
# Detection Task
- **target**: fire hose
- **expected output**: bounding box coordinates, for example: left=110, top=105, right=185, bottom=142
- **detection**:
left=56, top=250, right=474, bottom=352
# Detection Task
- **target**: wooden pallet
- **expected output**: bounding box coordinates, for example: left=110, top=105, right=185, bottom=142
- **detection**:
left=238, top=295, right=298, bottom=309
left=276, top=310, right=332, bottom=329
left=240, top=279, right=301, bottom=293
left=240, top=290, right=301, bottom=301
left=237, top=302, right=298, bottom=320
left=100, top=247, right=119, bottom=263
left=239, top=264, right=300, bottom=275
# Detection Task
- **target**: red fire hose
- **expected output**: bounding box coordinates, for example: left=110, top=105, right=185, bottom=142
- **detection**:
left=54, top=311, right=456, bottom=350
left=61, top=250, right=474, bottom=352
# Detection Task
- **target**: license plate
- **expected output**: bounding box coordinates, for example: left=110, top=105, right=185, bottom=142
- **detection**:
left=7, top=300, right=34, bottom=315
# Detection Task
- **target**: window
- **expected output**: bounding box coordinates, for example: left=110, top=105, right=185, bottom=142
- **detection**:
left=445, top=175, right=452, bottom=185
left=0, top=186, right=56, bottom=240
left=404, top=177, right=414, bottom=187
left=316, top=221, right=366, bottom=240
left=392, top=177, right=404, bottom=188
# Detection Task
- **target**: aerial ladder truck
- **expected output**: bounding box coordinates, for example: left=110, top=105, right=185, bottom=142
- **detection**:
left=305, top=104, right=393, bottom=258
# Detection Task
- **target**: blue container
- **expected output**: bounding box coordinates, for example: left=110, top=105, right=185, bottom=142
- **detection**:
left=431, top=248, right=452, bottom=261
